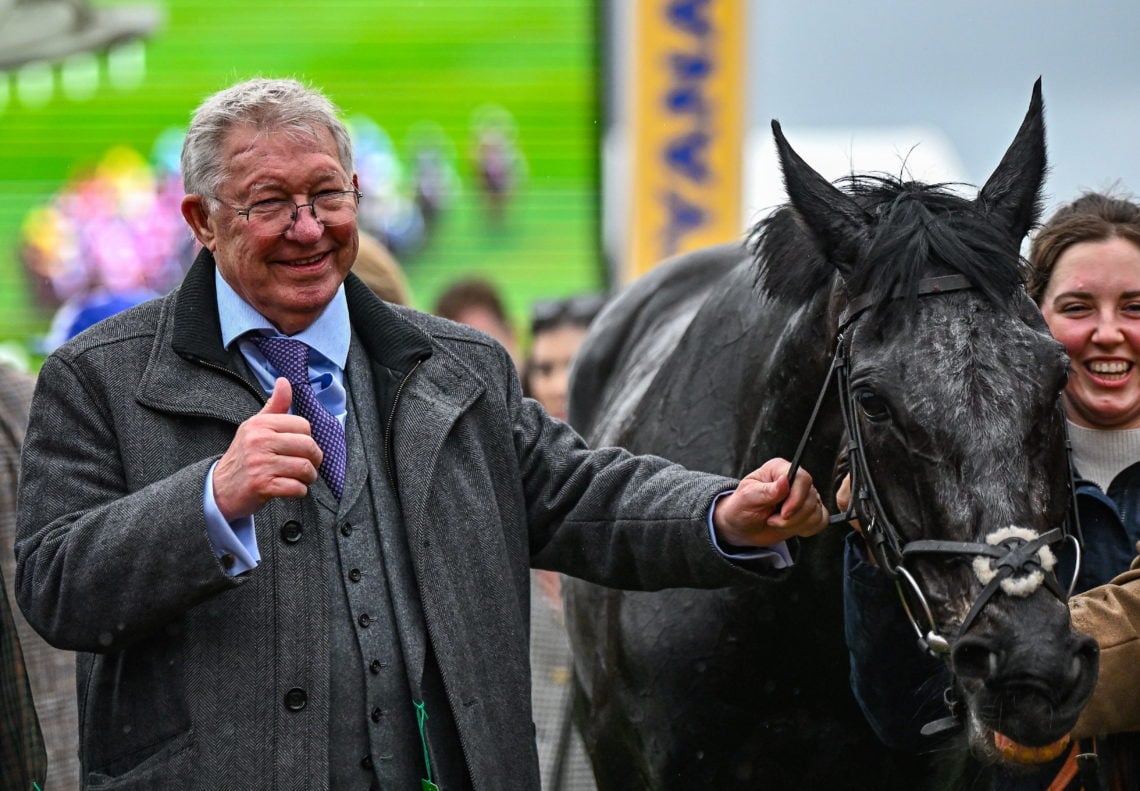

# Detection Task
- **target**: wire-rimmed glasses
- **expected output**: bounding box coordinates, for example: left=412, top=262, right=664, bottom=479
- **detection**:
left=211, top=189, right=363, bottom=237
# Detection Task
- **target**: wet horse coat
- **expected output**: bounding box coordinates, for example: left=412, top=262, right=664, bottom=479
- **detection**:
left=563, top=82, right=1097, bottom=790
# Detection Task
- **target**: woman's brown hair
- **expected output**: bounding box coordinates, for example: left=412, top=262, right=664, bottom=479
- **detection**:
left=1028, top=191, right=1140, bottom=303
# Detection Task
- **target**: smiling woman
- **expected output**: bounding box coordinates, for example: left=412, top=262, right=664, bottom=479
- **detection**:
left=1033, top=195, right=1140, bottom=432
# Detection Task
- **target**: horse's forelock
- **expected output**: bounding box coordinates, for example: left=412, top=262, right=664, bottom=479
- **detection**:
left=849, top=177, right=1028, bottom=330
left=750, top=174, right=1029, bottom=326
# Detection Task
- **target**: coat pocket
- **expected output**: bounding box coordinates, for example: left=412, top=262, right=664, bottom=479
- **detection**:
left=85, top=728, right=198, bottom=789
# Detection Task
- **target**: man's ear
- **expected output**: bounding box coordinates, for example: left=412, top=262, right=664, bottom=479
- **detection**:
left=181, top=194, right=217, bottom=250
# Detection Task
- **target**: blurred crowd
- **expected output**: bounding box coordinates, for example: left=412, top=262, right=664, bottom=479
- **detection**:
left=16, top=106, right=528, bottom=354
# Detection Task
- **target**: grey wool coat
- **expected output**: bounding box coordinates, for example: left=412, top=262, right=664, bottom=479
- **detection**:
left=15, top=250, right=781, bottom=790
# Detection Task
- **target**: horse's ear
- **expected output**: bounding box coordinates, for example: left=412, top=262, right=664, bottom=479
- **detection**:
left=772, top=119, right=869, bottom=280
left=975, top=78, right=1047, bottom=244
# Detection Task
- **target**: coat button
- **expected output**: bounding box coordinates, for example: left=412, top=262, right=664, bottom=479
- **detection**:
left=371, top=707, right=383, bottom=723
left=284, top=688, right=307, bottom=711
left=280, top=520, right=303, bottom=543
left=340, top=522, right=353, bottom=537
left=358, top=613, right=372, bottom=628
left=361, top=756, right=373, bottom=770
left=370, top=659, right=383, bottom=674
left=348, top=568, right=362, bottom=582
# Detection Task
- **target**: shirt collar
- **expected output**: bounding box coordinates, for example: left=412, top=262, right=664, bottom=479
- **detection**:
left=215, top=268, right=351, bottom=369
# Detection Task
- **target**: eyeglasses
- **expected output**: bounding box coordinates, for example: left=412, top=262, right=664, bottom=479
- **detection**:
left=211, top=189, right=363, bottom=237
left=530, top=293, right=608, bottom=334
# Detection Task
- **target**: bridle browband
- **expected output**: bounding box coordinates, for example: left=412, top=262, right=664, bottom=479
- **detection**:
left=786, top=273, right=1083, bottom=659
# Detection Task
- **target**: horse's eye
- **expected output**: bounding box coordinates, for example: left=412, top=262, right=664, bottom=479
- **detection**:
left=854, top=388, right=891, bottom=422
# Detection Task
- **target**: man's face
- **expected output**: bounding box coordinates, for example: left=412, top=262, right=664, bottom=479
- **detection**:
left=182, top=123, right=359, bottom=335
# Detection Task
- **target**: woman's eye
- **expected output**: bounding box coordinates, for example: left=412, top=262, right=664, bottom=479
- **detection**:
left=854, top=389, right=890, bottom=422
left=1058, top=303, right=1090, bottom=315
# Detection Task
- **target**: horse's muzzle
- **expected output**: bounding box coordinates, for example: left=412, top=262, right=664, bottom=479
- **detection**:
left=952, top=628, right=1099, bottom=754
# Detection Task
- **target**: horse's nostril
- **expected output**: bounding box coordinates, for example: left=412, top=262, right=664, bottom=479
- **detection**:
left=952, top=636, right=999, bottom=681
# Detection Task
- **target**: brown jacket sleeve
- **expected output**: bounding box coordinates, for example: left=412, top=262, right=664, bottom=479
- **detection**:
left=1071, top=561, right=1140, bottom=739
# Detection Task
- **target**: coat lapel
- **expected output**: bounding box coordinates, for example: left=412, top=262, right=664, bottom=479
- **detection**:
left=389, top=351, right=485, bottom=530
left=136, top=254, right=263, bottom=425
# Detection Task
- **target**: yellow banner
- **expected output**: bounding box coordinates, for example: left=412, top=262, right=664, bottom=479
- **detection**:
left=626, top=0, right=744, bottom=281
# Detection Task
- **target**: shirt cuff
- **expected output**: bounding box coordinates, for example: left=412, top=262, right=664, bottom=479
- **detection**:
left=707, top=490, right=793, bottom=569
left=204, top=461, right=260, bottom=576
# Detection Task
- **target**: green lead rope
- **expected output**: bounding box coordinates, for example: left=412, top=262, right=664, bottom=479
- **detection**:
left=414, top=699, right=439, bottom=791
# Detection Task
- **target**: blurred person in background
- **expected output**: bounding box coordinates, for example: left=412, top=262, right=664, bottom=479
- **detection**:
left=433, top=276, right=520, bottom=369
left=352, top=230, right=412, bottom=306
left=0, top=567, right=44, bottom=791
left=0, top=364, right=49, bottom=790
left=523, top=294, right=606, bottom=422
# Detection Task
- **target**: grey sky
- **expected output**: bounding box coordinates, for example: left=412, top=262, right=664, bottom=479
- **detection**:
left=748, top=0, right=1140, bottom=214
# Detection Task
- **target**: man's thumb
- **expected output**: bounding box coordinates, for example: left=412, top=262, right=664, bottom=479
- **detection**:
left=758, top=476, right=786, bottom=502
left=261, top=377, right=293, bottom=414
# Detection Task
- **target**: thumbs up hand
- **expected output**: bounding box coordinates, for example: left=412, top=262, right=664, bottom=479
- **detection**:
left=212, top=377, right=324, bottom=521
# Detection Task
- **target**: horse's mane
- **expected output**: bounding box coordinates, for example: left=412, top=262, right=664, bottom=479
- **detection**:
left=748, top=174, right=1029, bottom=325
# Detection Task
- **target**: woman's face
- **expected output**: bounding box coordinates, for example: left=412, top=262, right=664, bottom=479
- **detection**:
left=1040, top=236, right=1140, bottom=429
left=526, top=324, right=588, bottom=420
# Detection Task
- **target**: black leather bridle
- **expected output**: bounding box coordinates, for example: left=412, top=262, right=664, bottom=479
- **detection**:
left=787, top=274, right=1083, bottom=658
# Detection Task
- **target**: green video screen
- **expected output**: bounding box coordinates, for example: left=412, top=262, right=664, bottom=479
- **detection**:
left=0, top=0, right=602, bottom=363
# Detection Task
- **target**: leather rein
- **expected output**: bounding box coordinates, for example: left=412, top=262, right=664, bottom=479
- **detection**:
left=786, top=274, right=1083, bottom=658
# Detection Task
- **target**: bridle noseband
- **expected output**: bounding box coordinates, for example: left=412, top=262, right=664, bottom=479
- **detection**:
left=787, top=274, right=1083, bottom=658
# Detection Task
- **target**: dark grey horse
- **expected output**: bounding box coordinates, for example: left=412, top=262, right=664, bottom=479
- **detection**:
left=563, top=81, right=1098, bottom=790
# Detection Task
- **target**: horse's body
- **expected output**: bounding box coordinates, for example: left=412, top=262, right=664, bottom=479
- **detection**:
left=564, top=83, right=1098, bottom=790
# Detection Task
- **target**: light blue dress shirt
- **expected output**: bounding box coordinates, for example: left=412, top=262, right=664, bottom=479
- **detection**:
left=202, top=270, right=350, bottom=575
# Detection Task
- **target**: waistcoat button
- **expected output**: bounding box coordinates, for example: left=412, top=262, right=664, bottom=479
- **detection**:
left=340, top=522, right=353, bottom=537
left=370, top=659, right=382, bottom=674
left=371, top=707, right=383, bottom=723
left=280, top=520, right=303, bottom=543
left=358, top=613, right=372, bottom=627
left=348, top=568, right=362, bottom=582
left=283, top=688, right=307, bottom=711
left=361, top=755, right=373, bottom=770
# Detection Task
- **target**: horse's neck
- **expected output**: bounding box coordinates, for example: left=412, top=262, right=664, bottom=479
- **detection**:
left=638, top=265, right=841, bottom=477
left=736, top=273, right=844, bottom=486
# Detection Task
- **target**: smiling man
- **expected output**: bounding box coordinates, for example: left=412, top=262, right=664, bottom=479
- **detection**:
left=13, top=78, right=828, bottom=790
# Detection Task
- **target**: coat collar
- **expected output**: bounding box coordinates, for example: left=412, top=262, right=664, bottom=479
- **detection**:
left=171, top=248, right=432, bottom=375
left=143, top=248, right=441, bottom=425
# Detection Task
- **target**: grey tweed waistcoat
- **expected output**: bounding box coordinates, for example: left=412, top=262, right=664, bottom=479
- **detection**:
left=327, top=340, right=467, bottom=790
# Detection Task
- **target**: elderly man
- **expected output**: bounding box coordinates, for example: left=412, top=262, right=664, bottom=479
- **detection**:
left=14, top=78, right=827, bottom=790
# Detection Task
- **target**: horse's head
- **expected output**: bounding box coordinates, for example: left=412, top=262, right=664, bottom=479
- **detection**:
left=768, top=80, right=1100, bottom=764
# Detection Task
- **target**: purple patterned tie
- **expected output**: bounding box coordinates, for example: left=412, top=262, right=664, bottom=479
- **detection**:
left=250, top=336, right=346, bottom=499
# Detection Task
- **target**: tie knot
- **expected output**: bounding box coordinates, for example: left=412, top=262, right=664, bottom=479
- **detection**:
left=249, top=335, right=310, bottom=384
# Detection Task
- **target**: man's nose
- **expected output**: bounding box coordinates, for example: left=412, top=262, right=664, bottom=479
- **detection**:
left=286, top=204, right=324, bottom=243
